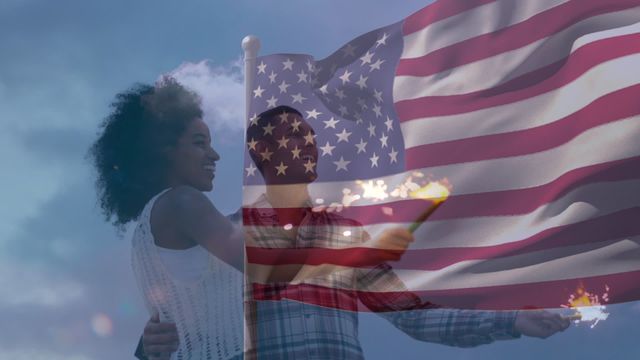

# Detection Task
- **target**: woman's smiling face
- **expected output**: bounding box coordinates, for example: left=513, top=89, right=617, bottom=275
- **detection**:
left=166, top=118, right=220, bottom=191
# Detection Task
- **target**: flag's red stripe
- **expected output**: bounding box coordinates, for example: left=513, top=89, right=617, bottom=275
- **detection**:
left=247, top=207, right=640, bottom=269
left=243, top=156, right=640, bottom=225
left=402, top=0, right=498, bottom=36
left=404, top=84, right=640, bottom=169
left=396, top=33, right=640, bottom=120
left=251, top=269, right=640, bottom=310
left=396, top=0, right=639, bottom=77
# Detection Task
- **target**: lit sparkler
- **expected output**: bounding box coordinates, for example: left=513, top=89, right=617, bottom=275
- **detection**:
left=561, top=283, right=610, bottom=328
left=407, top=180, right=451, bottom=233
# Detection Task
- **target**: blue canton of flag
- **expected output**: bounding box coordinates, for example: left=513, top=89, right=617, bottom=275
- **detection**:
left=244, top=22, right=405, bottom=185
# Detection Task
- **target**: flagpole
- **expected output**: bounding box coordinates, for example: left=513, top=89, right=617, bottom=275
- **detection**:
left=241, top=34, right=259, bottom=356
left=242, top=35, right=260, bottom=131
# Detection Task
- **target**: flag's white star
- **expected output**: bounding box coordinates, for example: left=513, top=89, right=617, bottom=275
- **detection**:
left=253, top=85, right=265, bottom=98
left=333, top=156, right=351, bottom=172
left=369, top=152, right=380, bottom=167
left=245, top=163, right=257, bottom=177
left=367, top=123, right=376, bottom=137
left=306, top=108, right=322, bottom=120
left=376, top=32, right=389, bottom=47
left=373, top=89, right=383, bottom=103
left=277, top=135, right=289, bottom=149
left=249, top=114, right=260, bottom=127
left=355, top=139, right=367, bottom=153
left=262, top=122, right=275, bottom=136
left=320, top=142, right=336, bottom=156
left=291, top=118, right=302, bottom=132
left=323, top=117, right=339, bottom=129
left=379, top=133, right=388, bottom=148
left=291, top=93, right=307, bottom=104
left=354, top=113, right=363, bottom=124
left=257, top=61, right=267, bottom=74
left=372, top=104, right=382, bottom=117
left=296, top=70, right=308, bottom=83
left=311, top=64, right=321, bottom=75
left=278, top=80, right=291, bottom=93
left=268, top=71, right=277, bottom=83
left=388, top=148, right=398, bottom=163
left=359, top=51, right=374, bottom=65
left=304, top=131, right=315, bottom=145
left=303, top=159, right=316, bottom=173
left=260, top=148, right=273, bottom=161
left=338, top=105, right=349, bottom=116
left=247, top=137, right=258, bottom=151
left=356, top=75, right=368, bottom=89
left=266, top=95, right=278, bottom=108
left=342, top=43, right=357, bottom=57
left=384, top=116, right=394, bottom=131
left=282, top=58, right=294, bottom=70
left=357, top=97, right=368, bottom=110
left=369, top=59, right=385, bottom=72
left=279, top=111, right=289, bottom=124
left=335, top=128, right=352, bottom=143
left=275, top=161, right=288, bottom=176
left=306, top=59, right=315, bottom=71
left=291, top=146, right=301, bottom=159
left=339, top=69, right=352, bottom=84
left=319, top=84, right=329, bottom=95
left=335, top=89, right=346, bottom=100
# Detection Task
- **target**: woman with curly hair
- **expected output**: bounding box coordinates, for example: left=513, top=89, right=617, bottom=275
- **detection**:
left=90, top=78, right=243, bottom=360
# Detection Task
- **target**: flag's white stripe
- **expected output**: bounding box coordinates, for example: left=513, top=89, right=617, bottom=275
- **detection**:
left=245, top=179, right=640, bottom=250
left=263, top=237, right=640, bottom=290
left=401, top=0, right=571, bottom=60
left=398, top=237, right=640, bottom=291
left=369, top=179, right=640, bottom=249
left=400, top=53, right=640, bottom=147
left=395, top=11, right=640, bottom=100
left=244, top=116, right=640, bottom=205
left=408, top=117, right=640, bottom=195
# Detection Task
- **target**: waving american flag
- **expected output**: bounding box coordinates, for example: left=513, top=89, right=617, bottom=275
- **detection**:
left=243, top=0, right=640, bottom=310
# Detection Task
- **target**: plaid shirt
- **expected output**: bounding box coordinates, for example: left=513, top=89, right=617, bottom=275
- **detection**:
left=244, top=194, right=521, bottom=359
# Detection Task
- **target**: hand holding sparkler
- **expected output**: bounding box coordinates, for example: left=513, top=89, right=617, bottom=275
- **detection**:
left=366, top=228, right=415, bottom=262
left=408, top=181, right=451, bottom=233
left=515, top=310, right=571, bottom=339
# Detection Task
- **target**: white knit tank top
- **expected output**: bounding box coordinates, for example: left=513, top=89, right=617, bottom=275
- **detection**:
left=131, top=189, right=243, bottom=360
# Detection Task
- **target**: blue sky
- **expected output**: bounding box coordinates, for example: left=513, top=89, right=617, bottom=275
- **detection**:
left=0, top=0, right=638, bottom=359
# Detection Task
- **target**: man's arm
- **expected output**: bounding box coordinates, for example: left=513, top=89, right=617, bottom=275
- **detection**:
left=356, top=264, right=569, bottom=347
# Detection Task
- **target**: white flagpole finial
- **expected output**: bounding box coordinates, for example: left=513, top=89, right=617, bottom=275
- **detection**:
left=242, top=35, right=261, bottom=59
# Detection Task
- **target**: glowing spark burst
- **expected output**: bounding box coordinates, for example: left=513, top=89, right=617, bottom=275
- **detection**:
left=561, top=284, right=610, bottom=328
left=91, top=313, right=113, bottom=337
left=358, top=180, right=389, bottom=201
left=409, top=180, right=451, bottom=203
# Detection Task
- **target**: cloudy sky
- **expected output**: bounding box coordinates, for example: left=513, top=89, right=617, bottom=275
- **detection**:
left=0, top=0, right=638, bottom=359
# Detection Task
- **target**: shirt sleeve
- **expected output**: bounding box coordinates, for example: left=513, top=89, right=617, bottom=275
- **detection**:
left=355, top=264, right=521, bottom=348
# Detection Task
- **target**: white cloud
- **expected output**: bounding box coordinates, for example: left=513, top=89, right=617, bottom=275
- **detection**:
left=0, top=259, right=86, bottom=307
left=0, top=349, right=94, bottom=360
left=167, top=59, right=245, bottom=135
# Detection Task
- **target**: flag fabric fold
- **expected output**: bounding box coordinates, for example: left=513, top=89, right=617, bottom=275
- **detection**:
left=243, top=0, right=640, bottom=310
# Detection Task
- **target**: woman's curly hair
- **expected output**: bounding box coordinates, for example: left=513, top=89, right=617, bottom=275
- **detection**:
left=89, top=77, right=203, bottom=228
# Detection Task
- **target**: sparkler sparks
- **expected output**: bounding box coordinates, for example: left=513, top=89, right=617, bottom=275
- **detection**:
left=311, top=173, right=451, bottom=224
left=561, top=284, right=610, bottom=328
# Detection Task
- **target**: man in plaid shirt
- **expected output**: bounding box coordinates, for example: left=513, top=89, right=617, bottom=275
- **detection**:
left=137, top=106, right=570, bottom=360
